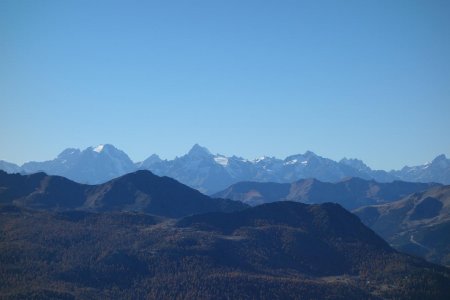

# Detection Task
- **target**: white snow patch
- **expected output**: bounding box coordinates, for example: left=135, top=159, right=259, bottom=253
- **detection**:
left=214, top=156, right=229, bottom=166
left=284, top=159, right=308, bottom=166
left=93, top=144, right=104, bottom=153
left=254, top=156, right=268, bottom=163
left=285, top=159, right=298, bottom=165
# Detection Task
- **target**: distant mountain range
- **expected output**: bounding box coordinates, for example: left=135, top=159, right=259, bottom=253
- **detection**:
left=213, top=177, right=439, bottom=209
left=354, top=185, right=450, bottom=267
left=2, top=201, right=449, bottom=299
left=1, top=144, right=449, bottom=193
left=0, top=170, right=246, bottom=218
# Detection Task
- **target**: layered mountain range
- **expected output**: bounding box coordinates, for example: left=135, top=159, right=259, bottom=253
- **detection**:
left=1, top=170, right=450, bottom=298
left=212, top=177, right=450, bottom=267
left=1, top=144, right=449, bottom=193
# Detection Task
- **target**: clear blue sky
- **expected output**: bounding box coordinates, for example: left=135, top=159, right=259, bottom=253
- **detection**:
left=1, top=0, right=449, bottom=170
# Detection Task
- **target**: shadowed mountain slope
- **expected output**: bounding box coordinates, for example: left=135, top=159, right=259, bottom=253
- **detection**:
left=354, top=185, right=450, bottom=266
left=0, top=170, right=247, bottom=218
left=1, top=201, right=449, bottom=299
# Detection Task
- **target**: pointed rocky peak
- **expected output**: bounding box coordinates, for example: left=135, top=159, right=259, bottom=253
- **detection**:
left=144, top=154, right=162, bottom=163
left=304, top=150, right=317, bottom=157
left=187, top=144, right=212, bottom=157
left=81, top=144, right=134, bottom=171
left=430, top=154, right=449, bottom=169
left=140, top=154, right=163, bottom=168
left=432, top=154, right=448, bottom=163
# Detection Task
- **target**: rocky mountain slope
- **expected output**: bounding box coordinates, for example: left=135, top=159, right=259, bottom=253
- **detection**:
left=354, top=185, right=450, bottom=267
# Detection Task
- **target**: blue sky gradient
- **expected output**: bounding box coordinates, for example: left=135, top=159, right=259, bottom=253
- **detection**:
left=1, top=0, right=449, bottom=169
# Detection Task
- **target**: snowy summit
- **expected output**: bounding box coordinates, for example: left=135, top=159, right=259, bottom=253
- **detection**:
left=93, top=145, right=105, bottom=153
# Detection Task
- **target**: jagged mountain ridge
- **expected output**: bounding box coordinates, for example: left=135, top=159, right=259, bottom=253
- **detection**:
left=1, top=143, right=449, bottom=193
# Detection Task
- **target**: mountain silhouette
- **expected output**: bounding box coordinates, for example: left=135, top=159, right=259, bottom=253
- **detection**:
left=0, top=170, right=247, bottom=218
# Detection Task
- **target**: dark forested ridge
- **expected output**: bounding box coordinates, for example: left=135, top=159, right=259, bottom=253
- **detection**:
left=0, top=170, right=247, bottom=218
left=1, top=202, right=449, bottom=299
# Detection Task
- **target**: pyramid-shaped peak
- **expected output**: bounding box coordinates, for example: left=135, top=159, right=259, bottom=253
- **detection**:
left=188, top=144, right=212, bottom=157
left=303, top=150, right=318, bottom=157
left=431, top=154, right=449, bottom=169
left=142, top=154, right=162, bottom=165
left=432, top=154, right=448, bottom=163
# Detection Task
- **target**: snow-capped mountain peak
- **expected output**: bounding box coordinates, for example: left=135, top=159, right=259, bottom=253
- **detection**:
left=1, top=145, right=449, bottom=194
left=93, top=144, right=105, bottom=153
